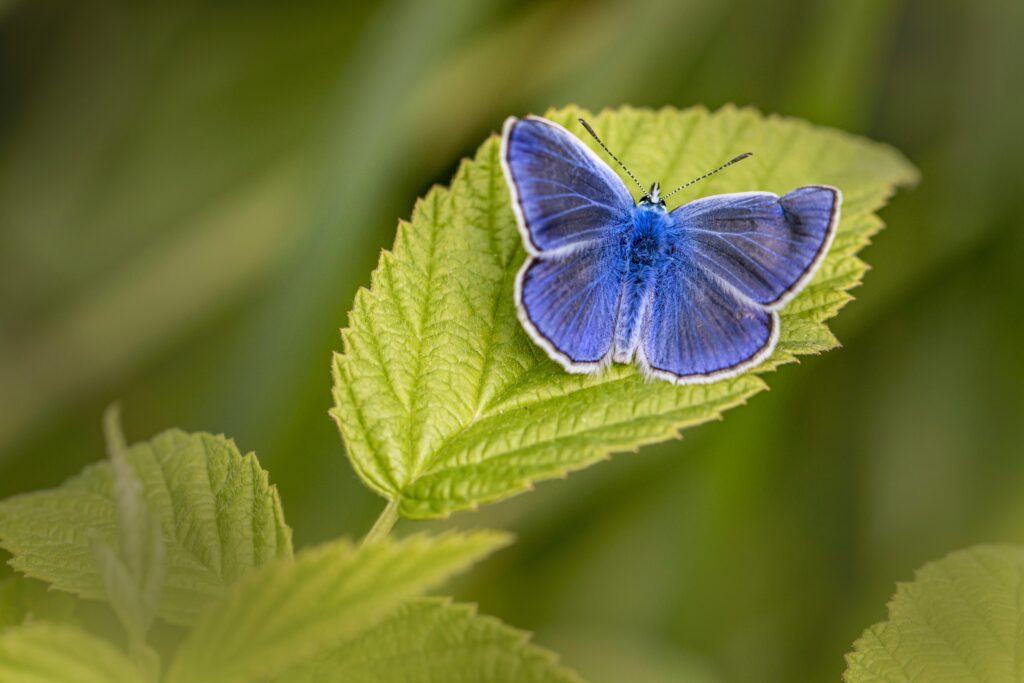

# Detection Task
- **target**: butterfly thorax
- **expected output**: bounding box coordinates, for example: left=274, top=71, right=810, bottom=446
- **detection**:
left=627, top=203, right=669, bottom=267
left=612, top=203, right=672, bottom=363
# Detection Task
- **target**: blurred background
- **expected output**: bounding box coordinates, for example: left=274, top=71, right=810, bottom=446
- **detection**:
left=1, top=0, right=1022, bottom=681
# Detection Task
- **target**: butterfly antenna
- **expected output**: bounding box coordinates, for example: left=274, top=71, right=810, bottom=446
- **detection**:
left=662, top=152, right=753, bottom=200
left=578, top=118, right=649, bottom=195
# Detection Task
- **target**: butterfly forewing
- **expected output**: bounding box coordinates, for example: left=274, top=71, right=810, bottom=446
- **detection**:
left=502, top=116, right=633, bottom=253
left=668, top=186, right=840, bottom=308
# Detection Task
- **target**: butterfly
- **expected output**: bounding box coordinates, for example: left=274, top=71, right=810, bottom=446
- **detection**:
left=500, top=115, right=841, bottom=384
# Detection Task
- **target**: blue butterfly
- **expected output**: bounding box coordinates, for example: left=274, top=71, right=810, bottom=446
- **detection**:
left=501, top=115, right=841, bottom=384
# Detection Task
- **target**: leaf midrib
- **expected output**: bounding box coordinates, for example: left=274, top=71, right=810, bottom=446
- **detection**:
left=403, top=191, right=444, bottom=485
left=401, top=375, right=758, bottom=504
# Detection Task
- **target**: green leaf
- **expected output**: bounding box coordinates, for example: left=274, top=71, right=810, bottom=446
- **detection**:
left=90, top=543, right=153, bottom=642
left=92, top=406, right=165, bottom=640
left=102, top=408, right=165, bottom=591
left=331, top=104, right=918, bottom=518
left=0, top=622, right=143, bottom=683
left=0, top=576, right=76, bottom=631
left=0, top=429, right=292, bottom=625
left=844, top=544, right=1024, bottom=682
left=280, top=598, right=583, bottom=683
left=167, top=531, right=510, bottom=683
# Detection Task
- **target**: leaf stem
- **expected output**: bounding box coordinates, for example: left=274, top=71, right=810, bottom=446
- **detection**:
left=362, top=498, right=400, bottom=545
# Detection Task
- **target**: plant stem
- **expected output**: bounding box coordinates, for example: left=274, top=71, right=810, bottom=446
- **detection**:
left=362, top=498, right=400, bottom=545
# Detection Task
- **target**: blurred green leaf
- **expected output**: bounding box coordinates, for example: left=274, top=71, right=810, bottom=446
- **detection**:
left=90, top=544, right=154, bottom=644
left=0, top=621, right=142, bottom=683
left=0, top=576, right=76, bottom=631
left=166, top=531, right=510, bottom=683
left=331, top=104, right=917, bottom=519
left=92, top=407, right=164, bottom=640
left=281, top=597, right=583, bottom=683
left=0, top=1, right=367, bottom=456
left=844, top=544, right=1024, bottom=682
left=0, top=429, right=291, bottom=625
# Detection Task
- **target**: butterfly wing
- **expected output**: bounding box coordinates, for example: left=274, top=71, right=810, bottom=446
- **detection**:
left=639, top=256, right=778, bottom=383
left=503, top=116, right=634, bottom=371
left=640, top=186, right=839, bottom=383
left=502, top=116, right=634, bottom=252
left=668, top=186, right=841, bottom=308
left=516, top=240, right=627, bottom=370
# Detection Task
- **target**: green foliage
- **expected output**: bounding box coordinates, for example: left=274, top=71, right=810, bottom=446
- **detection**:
left=0, top=104, right=924, bottom=681
left=0, top=419, right=581, bottom=682
left=92, top=406, right=165, bottom=649
left=281, top=598, right=582, bottom=683
left=0, top=622, right=143, bottom=683
left=166, top=532, right=510, bottom=683
left=844, top=544, right=1024, bottom=682
left=331, top=104, right=918, bottom=519
left=2, top=1, right=1017, bottom=679
left=0, top=576, right=76, bottom=631
left=0, top=429, right=292, bottom=625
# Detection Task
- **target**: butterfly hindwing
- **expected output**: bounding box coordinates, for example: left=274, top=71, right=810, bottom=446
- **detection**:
left=640, top=255, right=777, bottom=382
left=502, top=116, right=634, bottom=252
left=516, top=240, right=626, bottom=368
left=669, top=186, right=840, bottom=308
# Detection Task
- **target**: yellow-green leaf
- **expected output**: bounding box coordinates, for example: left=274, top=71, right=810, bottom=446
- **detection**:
left=0, top=622, right=143, bottom=683
left=0, top=429, right=292, bottom=625
left=281, top=598, right=582, bottom=683
left=167, top=531, right=510, bottom=683
left=844, top=544, right=1024, bottom=682
left=332, top=105, right=917, bottom=519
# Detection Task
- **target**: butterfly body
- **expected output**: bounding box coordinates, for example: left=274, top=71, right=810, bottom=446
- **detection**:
left=502, top=115, right=841, bottom=385
left=613, top=201, right=671, bottom=363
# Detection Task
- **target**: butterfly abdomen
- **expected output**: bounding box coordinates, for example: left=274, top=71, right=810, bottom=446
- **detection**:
left=612, top=205, right=671, bottom=363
